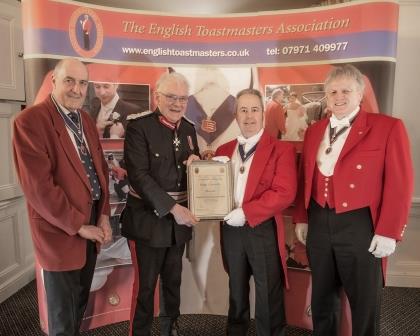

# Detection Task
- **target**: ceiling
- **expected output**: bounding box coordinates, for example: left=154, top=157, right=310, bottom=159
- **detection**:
left=80, top=0, right=321, bottom=14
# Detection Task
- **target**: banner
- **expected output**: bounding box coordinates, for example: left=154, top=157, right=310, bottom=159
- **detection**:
left=22, top=0, right=399, bottom=331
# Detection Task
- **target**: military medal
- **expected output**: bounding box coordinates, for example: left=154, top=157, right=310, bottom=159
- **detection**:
left=173, top=136, right=181, bottom=148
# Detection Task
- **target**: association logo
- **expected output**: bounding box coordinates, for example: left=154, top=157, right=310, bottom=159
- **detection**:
left=69, top=7, right=103, bottom=58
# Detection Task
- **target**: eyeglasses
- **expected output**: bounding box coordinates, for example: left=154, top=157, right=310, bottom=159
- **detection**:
left=159, top=92, right=188, bottom=104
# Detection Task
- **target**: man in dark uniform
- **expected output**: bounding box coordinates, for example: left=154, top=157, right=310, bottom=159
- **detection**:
left=123, top=72, right=200, bottom=336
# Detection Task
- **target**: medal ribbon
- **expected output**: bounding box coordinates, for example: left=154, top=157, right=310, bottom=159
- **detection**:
left=238, top=143, right=258, bottom=164
left=326, top=113, right=358, bottom=154
left=51, top=95, right=101, bottom=200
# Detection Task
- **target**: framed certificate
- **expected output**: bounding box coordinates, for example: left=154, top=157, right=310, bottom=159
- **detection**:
left=187, top=160, right=234, bottom=220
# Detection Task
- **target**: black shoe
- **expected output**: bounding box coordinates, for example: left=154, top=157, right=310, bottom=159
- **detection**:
left=161, top=320, right=183, bottom=336
left=170, top=320, right=183, bottom=336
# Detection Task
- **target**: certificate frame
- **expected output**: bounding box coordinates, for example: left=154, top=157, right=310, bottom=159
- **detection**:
left=187, top=160, right=234, bottom=220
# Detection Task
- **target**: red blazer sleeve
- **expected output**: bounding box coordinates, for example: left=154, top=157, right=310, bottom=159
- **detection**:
left=374, top=119, right=413, bottom=241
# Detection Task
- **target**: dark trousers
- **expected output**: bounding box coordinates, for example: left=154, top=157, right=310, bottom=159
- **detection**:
left=83, top=32, right=90, bottom=50
left=130, top=241, right=185, bottom=336
left=43, top=203, right=98, bottom=336
left=43, top=240, right=97, bottom=336
left=222, top=219, right=286, bottom=336
left=306, top=200, right=382, bottom=336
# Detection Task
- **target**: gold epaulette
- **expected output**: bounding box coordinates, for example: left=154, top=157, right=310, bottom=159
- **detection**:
left=127, top=110, right=153, bottom=121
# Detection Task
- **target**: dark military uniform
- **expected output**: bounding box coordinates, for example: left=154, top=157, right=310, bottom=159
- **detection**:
left=122, top=109, right=199, bottom=336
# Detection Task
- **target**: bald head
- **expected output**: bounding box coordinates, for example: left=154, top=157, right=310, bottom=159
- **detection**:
left=52, top=58, right=89, bottom=111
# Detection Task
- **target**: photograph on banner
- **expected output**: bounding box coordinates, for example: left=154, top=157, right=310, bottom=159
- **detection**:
left=173, top=66, right=257, bottom=159
left=283, top=216, right=309, bottom=271
left=264, top=83, right=327, bottom=142
left=89, top=150, right=132, bottom=277
left=104, top=150, right=129, bottom=204
left=84, top=82, right=150, bottom=139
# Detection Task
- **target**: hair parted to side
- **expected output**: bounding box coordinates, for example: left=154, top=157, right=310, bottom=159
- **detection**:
left=156, top=72, right=190, bottom=92
left=235, top=88, right=264, bottom=113
left=324, top=64, right=365, bottom=92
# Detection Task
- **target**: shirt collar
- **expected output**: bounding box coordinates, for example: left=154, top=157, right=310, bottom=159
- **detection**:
left=330, top=106, right=360, bottom=128
left=237, top=128, right=264, bottom=147
left=101, top=93, right=119, bottom=111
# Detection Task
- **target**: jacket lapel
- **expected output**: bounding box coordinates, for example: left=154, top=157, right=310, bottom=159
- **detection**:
left=220, top=140, right=237, bottom=158
left=337, top=111, right=371, bottom=162
left=306, top=119, right=328, bottom=174
left=47, top=97, right=91, bottom=193
left=243, top=132, right=274, bottom=202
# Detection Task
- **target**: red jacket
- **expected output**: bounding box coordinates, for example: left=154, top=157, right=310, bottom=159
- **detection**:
left=294, top=111, right=413, bottom=276
left=216, top=131, right=297, bottom=287
left=13, top=96, right=110, bottom=271
left=265, top=100, right=286, bottom=138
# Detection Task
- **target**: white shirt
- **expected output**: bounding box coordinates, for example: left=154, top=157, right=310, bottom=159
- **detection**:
left=97, top=93, right=119, bottom=125
left=232, top=128, right=264, bottom=207
left=316, top=107, right=360, bottom=176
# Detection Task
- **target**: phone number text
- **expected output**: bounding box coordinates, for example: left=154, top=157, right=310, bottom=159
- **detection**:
left=266, top=42, right=348, bottom=56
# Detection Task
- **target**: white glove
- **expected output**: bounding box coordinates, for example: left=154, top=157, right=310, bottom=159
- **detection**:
left=224, top=208, right=246, bottom=227
left=212, top=156, right=230, bottom=163
left=295, top=223, right=308, bottom=245
left=368, top=234, right=396, bottom=258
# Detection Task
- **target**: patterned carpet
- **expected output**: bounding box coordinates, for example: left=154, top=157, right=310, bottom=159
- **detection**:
left=1, top=281, right=419, bottom=335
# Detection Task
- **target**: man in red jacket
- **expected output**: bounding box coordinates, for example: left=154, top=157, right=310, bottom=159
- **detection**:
left=216, top=88, right=297, bottom=336
left=294, top=64, right=413, bottom=336
left=13, top=58, right=112, bottom=336
left=264, top=88, right=286, bottom=139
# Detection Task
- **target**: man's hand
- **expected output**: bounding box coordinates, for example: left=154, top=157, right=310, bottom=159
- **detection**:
left=224, top=208, right=246, bottom=227
left=212, top=156, right=230, bottom=163
left=109, top=122, right=125, bottom=139
left=295, top=223, right=308, bottom=245
left=78, top=225, right=105, bottom=244
left=170, top=203, right=199, bottom=227
left=368, top=234, right=396, bottom=258
left=97, top=214, right=112, bottom=244
left=112, top=166, right=127, bottom=180
left=183, top=154, right=200, bottom=167
left=96, top=119, right=114, bottom=134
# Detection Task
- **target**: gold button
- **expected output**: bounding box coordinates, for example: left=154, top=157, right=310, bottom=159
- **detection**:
left=358, top=131, right=363, bottom=135
left=108, top=293, right=120, bottom=306
left=356, top=164, right=362, bottom=170
left=349, top=184, right=355, bottom=189
left=324, top=188, right=328, bottom=192
left=324, top=193, right=328, bottom=197
left=342, top=202, right=348, bottom=207
left=325, top=177, right=329, bottom=181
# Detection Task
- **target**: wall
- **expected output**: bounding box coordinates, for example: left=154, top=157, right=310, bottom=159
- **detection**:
left=386, top=0, right=420, bottom=287
left=0, top=0, right=35, bottom=303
